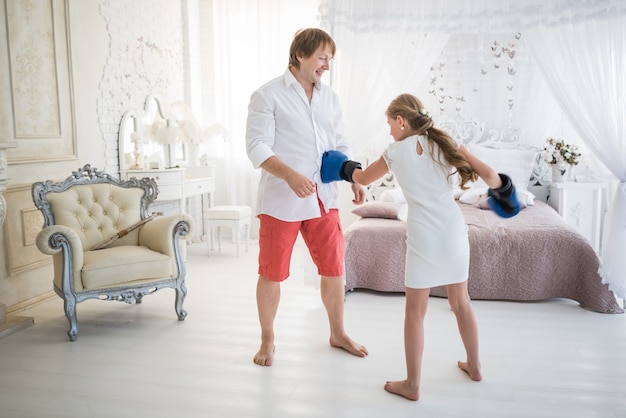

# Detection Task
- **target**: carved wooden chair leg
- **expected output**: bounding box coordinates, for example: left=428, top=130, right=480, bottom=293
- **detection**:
left=63, top=297, right=78, bottom=342
left=175, top=285, right=188, bottom=320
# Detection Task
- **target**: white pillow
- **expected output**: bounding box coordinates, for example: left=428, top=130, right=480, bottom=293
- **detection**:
left=380, top=188, right=407, bottom=204
left=458, top=187, right=486, bottom=205
left=460, top=145, right=536, bottom=205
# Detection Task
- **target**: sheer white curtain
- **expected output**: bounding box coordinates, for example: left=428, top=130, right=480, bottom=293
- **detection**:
left=319, top=0, right=626, bottom=33
left=211, top=0, right=319, bottom=208
left=525, top=19, right=626, bottom=299
left=324, top=28, right=449, bottom=159
left=318, top=0, right=626, bottom=158
left=409, top=33, right=569, bottom=151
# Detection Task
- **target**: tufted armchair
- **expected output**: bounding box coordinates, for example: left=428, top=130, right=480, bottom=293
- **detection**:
left=32, top=164, right=194, bottom=341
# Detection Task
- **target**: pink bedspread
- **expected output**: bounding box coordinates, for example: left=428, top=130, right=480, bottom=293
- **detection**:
left=344, top=201, right=623, bottom=314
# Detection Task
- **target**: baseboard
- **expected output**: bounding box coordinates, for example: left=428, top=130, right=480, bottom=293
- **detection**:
left=7, top=291, right=56, bottom=315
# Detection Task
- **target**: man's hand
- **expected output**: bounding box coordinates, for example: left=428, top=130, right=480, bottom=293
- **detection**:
left=286, top=171, right=316, bottom=198
left=260, top=156, right=316, bottom=199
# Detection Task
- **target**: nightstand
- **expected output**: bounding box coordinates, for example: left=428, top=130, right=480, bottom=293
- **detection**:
left=547, top=181, right=608, bottom=253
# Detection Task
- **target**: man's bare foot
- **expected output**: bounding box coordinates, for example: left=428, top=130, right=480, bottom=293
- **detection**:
left=253, top=342, right=275, bottom=366
left=329, top=334, right=368, bottom=357
left=457, top=360, right=482, bottom=381
left=384, top=380, right=419, bottom=401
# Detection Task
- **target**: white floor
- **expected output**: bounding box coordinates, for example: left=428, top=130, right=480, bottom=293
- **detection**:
left=1, top=240, right=625, bottom=418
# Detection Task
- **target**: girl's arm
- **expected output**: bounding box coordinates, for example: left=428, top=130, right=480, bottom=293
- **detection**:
left=458, top=144, right=503, bottom=189
left=351, top=156, right=390, bottom=186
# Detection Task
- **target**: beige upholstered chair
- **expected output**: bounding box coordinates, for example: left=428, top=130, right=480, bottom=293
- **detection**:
left=32, top=164, right=194, bottom=341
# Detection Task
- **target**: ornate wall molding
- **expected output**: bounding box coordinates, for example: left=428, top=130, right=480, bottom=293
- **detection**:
left=3, top=0, right=76, bottom=164
left=4, top=184, right=48, bottom=275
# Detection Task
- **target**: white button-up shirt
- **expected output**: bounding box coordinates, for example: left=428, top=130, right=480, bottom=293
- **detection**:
left=246, top=69, right=353, bottom=222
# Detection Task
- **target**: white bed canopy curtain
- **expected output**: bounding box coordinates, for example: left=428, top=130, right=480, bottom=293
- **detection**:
left=318, top=16, right=450, bottom=158
left=526, top=19, right=626, bottom=299
left=318, top=0, right=626, bottom=299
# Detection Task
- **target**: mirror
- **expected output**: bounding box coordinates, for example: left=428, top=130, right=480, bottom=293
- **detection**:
left=118, top=109, right=138, bottom=170
left=118, top=95, right=189, bottom=173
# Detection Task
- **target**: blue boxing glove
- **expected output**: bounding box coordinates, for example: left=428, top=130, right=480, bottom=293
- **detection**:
left=487, top=173, right=521, bottom=218
left=321, top=150, right=362, bottom=183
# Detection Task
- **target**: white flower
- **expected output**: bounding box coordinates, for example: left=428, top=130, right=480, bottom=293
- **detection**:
left=542, top=137, right=581, bottom=166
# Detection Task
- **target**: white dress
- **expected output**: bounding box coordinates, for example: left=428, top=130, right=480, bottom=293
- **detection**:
left=383, top=135, right=469, bottom=289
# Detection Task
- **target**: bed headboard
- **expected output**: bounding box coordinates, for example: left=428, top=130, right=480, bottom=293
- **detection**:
left=363, top=111, right=545, bottom=202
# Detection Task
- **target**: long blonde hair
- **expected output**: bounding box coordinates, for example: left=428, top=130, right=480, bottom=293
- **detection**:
left=385, top=94, right=477, bottom=189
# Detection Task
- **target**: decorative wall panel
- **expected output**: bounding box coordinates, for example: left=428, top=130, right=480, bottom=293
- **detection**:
left=3, top=0, right=76, bottom=163
left=4, top=185, right=49, bottom=275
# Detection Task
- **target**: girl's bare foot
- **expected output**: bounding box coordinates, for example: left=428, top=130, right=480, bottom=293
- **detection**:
left=329, top=334, right=368, bottom=357
left=457, top=360, right=482, bottom=381
left=384, top=380, right=419, bottom=401
left=253, top=342, right=275, bottom=366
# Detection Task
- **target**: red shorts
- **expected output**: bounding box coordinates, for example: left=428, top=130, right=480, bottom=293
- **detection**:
left=258, top=201, right=344, bottom=282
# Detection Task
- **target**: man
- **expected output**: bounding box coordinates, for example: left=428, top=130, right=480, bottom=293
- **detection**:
left=246, top=28, right=368, bottom=366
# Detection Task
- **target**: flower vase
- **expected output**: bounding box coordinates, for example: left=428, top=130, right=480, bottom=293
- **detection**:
left=551, top=165, right=566, bottom=183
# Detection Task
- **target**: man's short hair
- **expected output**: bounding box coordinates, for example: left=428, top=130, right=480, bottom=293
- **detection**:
left=288, top=28, right=336, bottom=69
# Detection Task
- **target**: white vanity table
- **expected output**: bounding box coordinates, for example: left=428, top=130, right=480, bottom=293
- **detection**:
left=120, top=165, right=215, bottom=212
left=183, top=166, right=216, bottom=207
left=118, top=96, right=216, bottom=237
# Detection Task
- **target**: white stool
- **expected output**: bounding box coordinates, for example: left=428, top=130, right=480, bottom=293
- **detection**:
left=204, top=205, right=251, bottom=257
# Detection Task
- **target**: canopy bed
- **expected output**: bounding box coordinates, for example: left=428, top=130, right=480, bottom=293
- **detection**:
left=342, top=113, right=622, bottom=314
left=319, top=0, right=626, bottom=301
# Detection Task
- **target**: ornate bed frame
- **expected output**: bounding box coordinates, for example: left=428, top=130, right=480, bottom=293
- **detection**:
left=363, top=111, right=547, bottom=202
